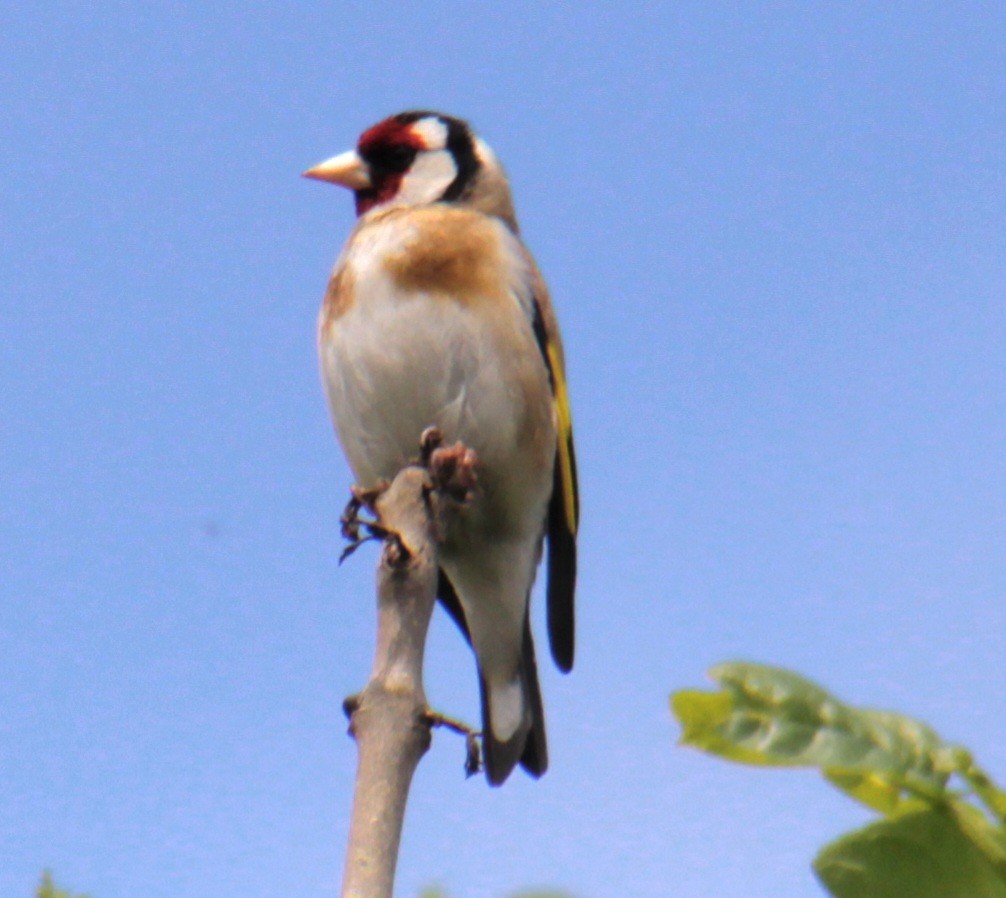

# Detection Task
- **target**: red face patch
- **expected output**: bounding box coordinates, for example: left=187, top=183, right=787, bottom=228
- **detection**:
left=358, top=117, right=424, bottom=158
left=355, top=180, right=399, bottom=215
left=354, top=116, right=427, bottom=215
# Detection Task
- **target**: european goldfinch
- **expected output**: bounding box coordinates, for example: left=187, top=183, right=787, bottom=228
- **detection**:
left=305, top=111, right=578, bottom=785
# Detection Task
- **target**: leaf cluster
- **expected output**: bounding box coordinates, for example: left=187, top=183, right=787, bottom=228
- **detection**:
left=36, top=872, right=89, bottom=898
left=673, top=662, right=1006, bottom=897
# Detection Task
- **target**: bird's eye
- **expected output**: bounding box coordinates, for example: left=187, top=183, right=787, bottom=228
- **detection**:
left=369, top=143, right=417, bottom=173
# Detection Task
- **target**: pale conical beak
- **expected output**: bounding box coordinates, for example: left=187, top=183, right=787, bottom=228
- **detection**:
left=302, top=150, right=371, bottom=190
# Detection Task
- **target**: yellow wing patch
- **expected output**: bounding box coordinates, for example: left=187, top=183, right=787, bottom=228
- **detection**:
left=547, top=342, right=578, bottom=533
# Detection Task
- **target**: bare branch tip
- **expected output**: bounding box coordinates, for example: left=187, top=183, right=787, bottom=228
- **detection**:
left=342, top=694, right=361, bottom=719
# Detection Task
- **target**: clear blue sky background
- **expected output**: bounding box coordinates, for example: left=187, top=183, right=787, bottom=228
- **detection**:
left=3, top=3, right=1005, bottom=896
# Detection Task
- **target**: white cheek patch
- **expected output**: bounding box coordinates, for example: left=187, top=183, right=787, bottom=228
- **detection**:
left=473, top=137, right=498, bottom=168
left=398, top=149, right=458, bottom=205
left=409, top=117, right=449, bottom=150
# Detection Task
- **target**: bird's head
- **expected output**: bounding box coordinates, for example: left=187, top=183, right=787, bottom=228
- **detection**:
left=304, top=111, right=518, bottom=229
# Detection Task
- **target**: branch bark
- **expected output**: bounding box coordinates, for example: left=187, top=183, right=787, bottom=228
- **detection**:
left=339, top=464, right=442, bottom=898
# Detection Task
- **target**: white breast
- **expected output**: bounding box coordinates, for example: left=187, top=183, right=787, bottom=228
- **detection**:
left=318, top=211, right=555, bottom=540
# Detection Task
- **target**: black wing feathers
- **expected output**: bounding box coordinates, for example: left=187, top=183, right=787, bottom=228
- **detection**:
left=530, top=297, right=578, bottom=673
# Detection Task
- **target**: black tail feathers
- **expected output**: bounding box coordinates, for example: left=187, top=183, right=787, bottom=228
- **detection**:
left=479, top=617, right=548, bottom=786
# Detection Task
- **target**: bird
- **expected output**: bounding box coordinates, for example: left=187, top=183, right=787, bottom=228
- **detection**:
left=305, top=111, right=578, bottom=785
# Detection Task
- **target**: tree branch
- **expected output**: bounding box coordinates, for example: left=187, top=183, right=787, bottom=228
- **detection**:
left=340, top=433, right=478, bottom=898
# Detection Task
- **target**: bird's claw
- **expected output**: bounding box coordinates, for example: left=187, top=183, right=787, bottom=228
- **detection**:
left=428, top=442, right=479, bottom=502
left=424, top=708, right=483, bottom=778
left=339, top=482, right=391, bottom=563
left=418, top=426, right=444, bottom=465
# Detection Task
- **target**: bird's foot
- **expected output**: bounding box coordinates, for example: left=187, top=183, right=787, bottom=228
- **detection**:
left=427, top=443, right=479, bottom=503
left=339, top=482, right=390, bottom=563
left=416, top=427, right=478, bottom=502
left=418, top=426, right=444, bottom=466
left=424, top=708, right=482, bottom=778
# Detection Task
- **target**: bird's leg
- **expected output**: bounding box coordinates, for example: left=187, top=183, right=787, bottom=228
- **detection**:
left=424, top=708, right=483, bottom=778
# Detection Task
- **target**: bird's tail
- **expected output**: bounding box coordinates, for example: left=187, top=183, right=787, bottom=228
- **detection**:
left=479, top=615, right=548, bottom=786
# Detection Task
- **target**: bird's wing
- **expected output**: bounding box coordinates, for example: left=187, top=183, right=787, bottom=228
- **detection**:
left=523, top=251, right=578, bottom=673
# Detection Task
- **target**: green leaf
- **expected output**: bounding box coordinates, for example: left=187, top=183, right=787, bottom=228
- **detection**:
left=814, top=804, right=1006, bottom=898
left=505, top=893, right=574, bottom=898
left=672, top=662, right=956, bottom=813
left=947, top=800, right=1006, bottom=879
left=36, top=871, right=89, bottom=898
left=953, top=749, right=1006, bottom=825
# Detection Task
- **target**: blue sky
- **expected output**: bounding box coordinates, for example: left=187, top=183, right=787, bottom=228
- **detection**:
left=3, top=2, right=1006, bottom=896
